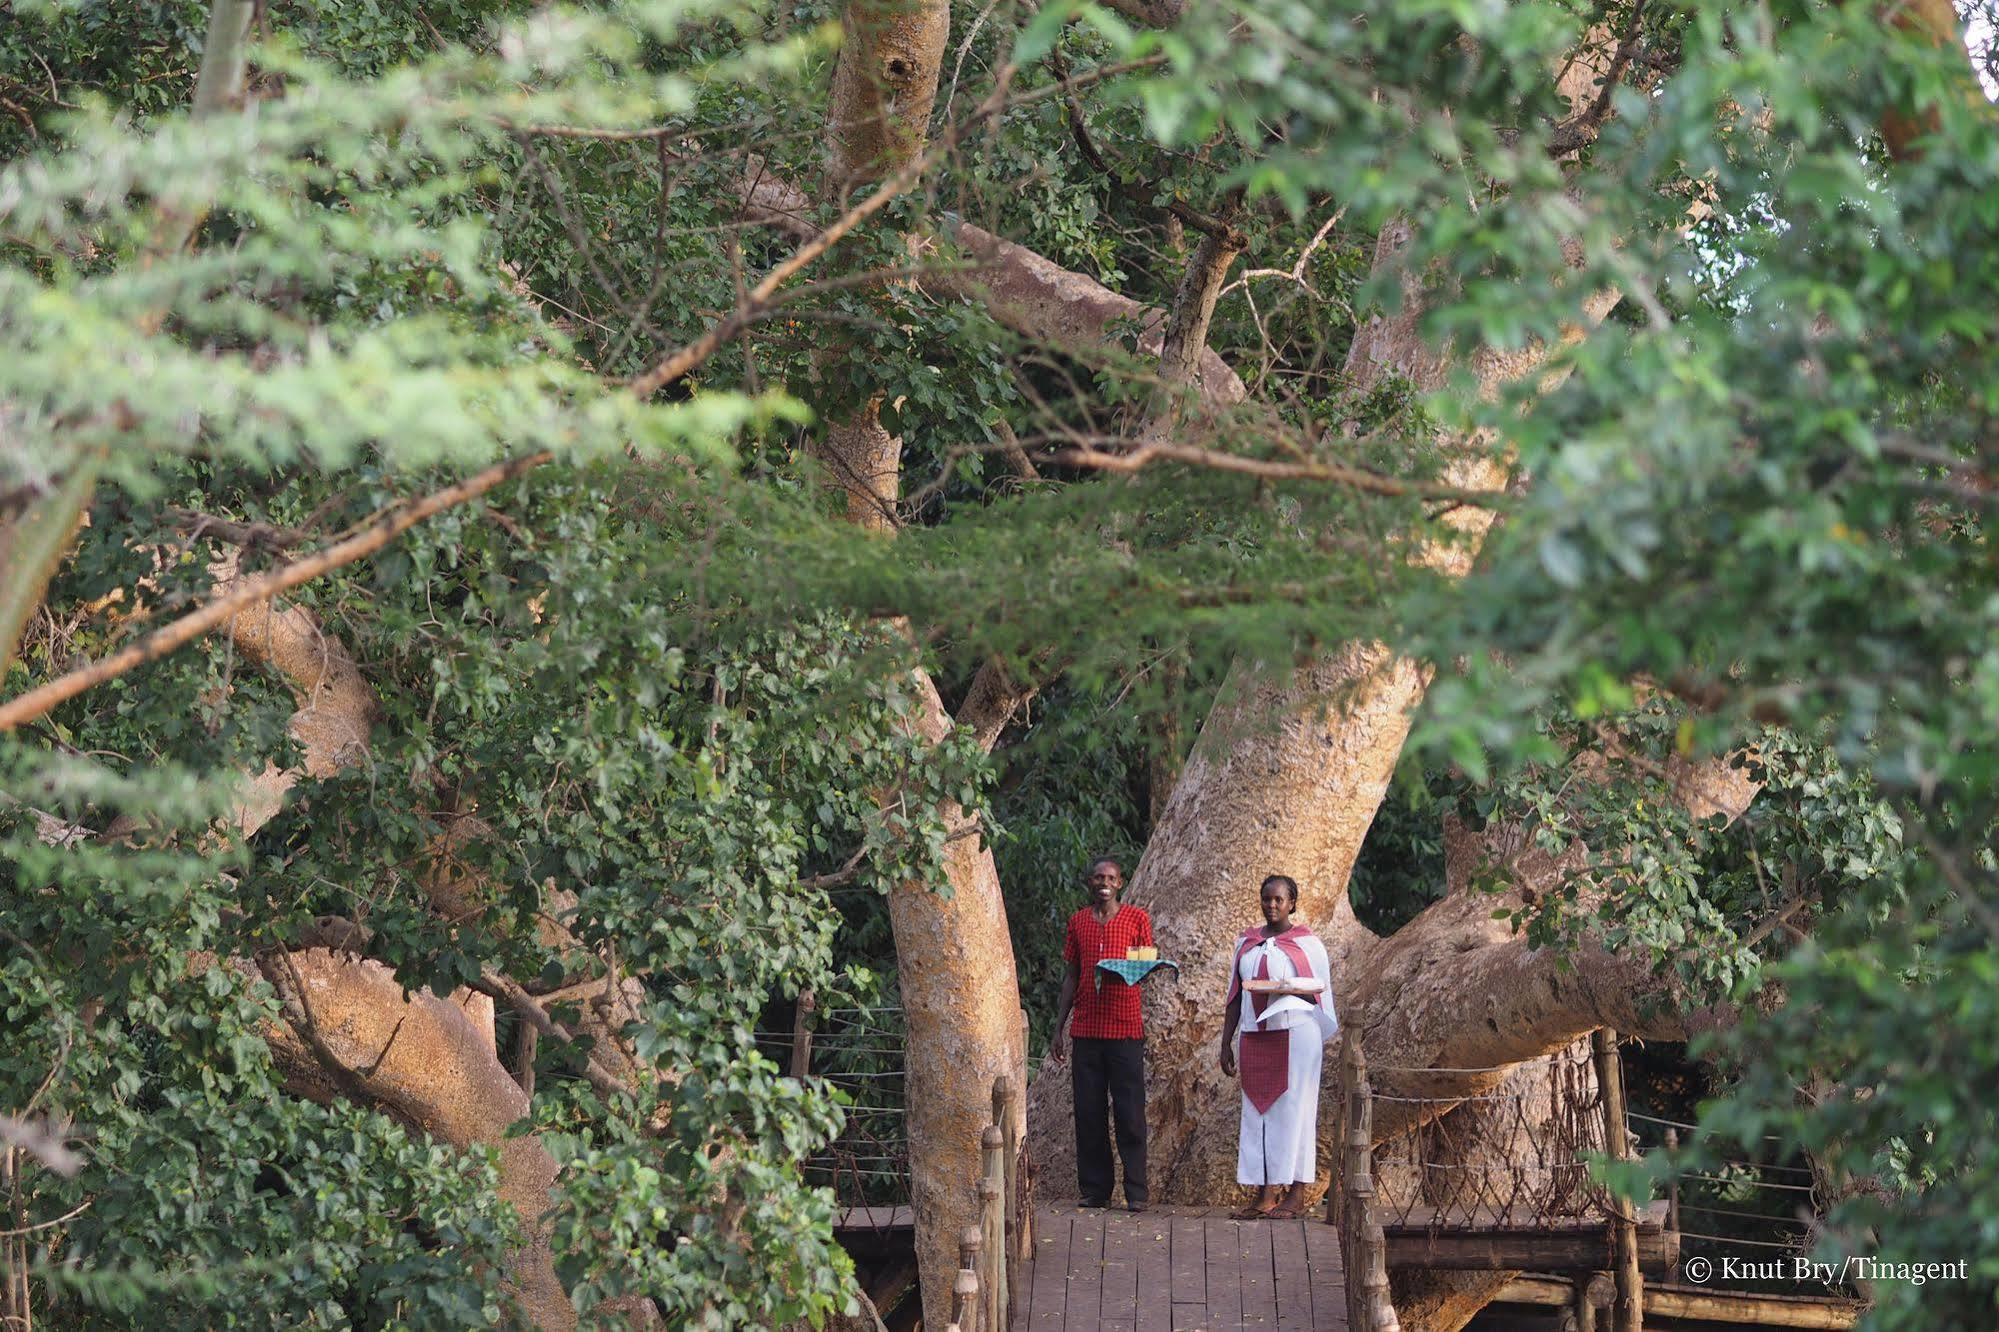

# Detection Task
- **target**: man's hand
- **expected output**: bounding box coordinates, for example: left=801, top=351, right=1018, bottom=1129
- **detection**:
left=1219, top=1042, right=1236, bottom=1078
left=1048, top=1027, right=1069, bottom=1066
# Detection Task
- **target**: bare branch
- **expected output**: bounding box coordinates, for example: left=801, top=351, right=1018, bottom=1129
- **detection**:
left=956, top=656, right=1038, bottom=754
left=163, top=507, right=311, bottom=551
left=1040, top=438, right=1502, bottom=504
left=1218, top=209, right=1344, bottom=300
left=470, top=970, right=636, bottom=1103
left=799, top=843, right=871, bottom=891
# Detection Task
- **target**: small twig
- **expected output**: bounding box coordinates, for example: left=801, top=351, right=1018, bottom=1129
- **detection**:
left=1219, top=209, right=1345, bottom=300
left=0, top=1195, right=91, bottom=1237
left=799, top=844, right=871, bottom=892
left=1739, top=888, right=1812, bottom=950
left=1052, top=49, right=1245, bottom=245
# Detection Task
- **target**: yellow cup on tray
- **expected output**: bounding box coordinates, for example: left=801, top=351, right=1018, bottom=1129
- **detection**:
left=1126, top=946, right=1157, bottom=961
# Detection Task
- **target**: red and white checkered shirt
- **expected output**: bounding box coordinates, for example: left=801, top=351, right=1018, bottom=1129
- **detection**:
left=1063, top=904, right=1155, bottom=1040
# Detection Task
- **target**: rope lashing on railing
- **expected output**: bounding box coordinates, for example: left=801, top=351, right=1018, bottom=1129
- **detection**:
left=1361, top=1041, right=1618, bottom=1230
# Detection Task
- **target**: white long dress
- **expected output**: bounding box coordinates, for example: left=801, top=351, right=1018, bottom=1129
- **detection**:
left=1228, top=927, right=1339, bottom=1187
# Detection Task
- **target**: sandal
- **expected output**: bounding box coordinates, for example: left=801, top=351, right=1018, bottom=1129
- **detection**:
left=1230, top=1203, right=1276, bottom=1220
left=1265, top=1205, right=1301, bottom=1221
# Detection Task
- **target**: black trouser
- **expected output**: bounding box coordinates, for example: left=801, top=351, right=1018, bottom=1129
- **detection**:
left=1072, top=1036, right=1147, bottom=1204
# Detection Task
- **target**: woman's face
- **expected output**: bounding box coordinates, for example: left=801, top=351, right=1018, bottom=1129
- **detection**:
left=1260, top=881, right=1294, bottom=927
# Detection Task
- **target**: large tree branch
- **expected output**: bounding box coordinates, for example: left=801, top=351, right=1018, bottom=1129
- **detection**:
left=1345, top=749, right=1764, bottom=1138
left=1134, top=217, right=1246, bottom=444
left=955, top=656, right=1038, bottom=754
left=1039, top=437, right=1504, bottom=502
left=257, top=948, right=578, bottom=1330
left=214, top=571, right=377, bottom=839
left=1036, top=6, right=1645, bottom=1190
left=734, top=170, right=1250, bottom=412
left=643, top=60, right=1214, bottom=399
left=922, top=217, right=1249, bottom=408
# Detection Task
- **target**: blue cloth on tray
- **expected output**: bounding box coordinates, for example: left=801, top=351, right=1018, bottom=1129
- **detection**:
left=1093, top=958, right=1180, bottom=991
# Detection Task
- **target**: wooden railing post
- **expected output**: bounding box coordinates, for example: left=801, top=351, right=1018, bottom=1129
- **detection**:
left=982, top=1119, right=1006, bottom=1332
left=956, top=1227, right=982, bottom=1332
left=1340, top=1035, right=1399, bottom=1332
left=788, top=988, right=815, bottom=1078
left=1001, top=1060, right=1030, bottom=1323
left=1664, top=1125, right=1681, bottom=1284
left=1593, top=1029, right=1643, bottom=1332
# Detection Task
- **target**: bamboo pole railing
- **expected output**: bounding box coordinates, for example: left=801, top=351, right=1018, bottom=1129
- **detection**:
left=951, top=1072, right=1028, bottom=1332
left=1337, top=1034, right=1401, bottom=1332
left=1592, top=1029, right=1644, bottom=1332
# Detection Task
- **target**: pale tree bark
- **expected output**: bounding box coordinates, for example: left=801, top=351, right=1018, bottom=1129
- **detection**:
left=813, top=6, right=1033, bottom=1324
left=771, top=14, right=1641, bottom=1327
left=257, top=949, right=576, bottom=1331
left=1144, top=225, right=1247, bottom=429
left=7, top=585, right=570, bottom=1321
left=736, top=174, right=1248, bottom=405
left=1360, top=752, right=1761, bottom=1330
left=922, top=219, right=1248, bottom=407
left=218, top=576, right=648, bottom=1088
left=888, top=675, right=1032, bottom=1328
left=212, top=585, right=699, bottom=1325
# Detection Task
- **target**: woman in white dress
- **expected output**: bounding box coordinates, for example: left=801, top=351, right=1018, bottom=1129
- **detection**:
left=1217, top=874, right=1340, bottom=1219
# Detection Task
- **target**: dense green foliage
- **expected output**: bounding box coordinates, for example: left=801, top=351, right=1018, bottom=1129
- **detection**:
left=6, top=0, right=1999, bottom=1325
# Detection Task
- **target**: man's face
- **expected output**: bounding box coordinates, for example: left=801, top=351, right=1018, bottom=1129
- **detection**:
left=1087, top=861, right=1123, bottom=903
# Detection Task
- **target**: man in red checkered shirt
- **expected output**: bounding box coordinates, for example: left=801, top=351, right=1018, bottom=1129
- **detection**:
left=1049, top=856, right=1154, bottom=1211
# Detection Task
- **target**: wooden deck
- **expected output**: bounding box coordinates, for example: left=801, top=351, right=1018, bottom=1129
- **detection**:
left=1015, top=1203, right=1348, bottom=1331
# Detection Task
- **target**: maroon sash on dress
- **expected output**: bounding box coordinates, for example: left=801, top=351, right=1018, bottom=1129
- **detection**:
left=1239, top=1030, right=1290, bottom=1113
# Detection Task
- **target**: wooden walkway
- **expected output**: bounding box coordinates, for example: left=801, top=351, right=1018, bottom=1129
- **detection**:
left=1016, top=1203, right=1348, bottom=1331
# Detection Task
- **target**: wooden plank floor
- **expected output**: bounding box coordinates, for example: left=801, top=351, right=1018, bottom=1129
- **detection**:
left=1015, top=1204, right=1348, bottom=1331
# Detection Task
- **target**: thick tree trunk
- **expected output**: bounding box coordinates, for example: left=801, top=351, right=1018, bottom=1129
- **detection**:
left=1036, top=642, right=1429, bottom=1202
left=813, top=6, right=1034, bottom=1324
left=1028, top=202, right=1619, bottom=1199
left=258, top=949, right=577, bottom=1331
left=218, top=591, right=648, bottom=1325
left=890, top=675, right=1028, bottom=1331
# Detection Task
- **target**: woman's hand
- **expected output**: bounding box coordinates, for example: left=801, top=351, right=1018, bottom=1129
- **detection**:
left=1219, top=1042, right=1237, bottom=1077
